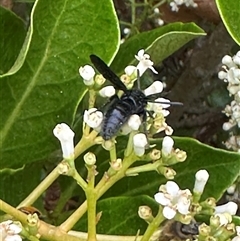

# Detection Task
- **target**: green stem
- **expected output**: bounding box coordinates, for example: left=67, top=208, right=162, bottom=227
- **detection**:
left=72, top=169, right=87, bottom=190
left=86, top=166, right=97, bottom=241
left=131, top=0, right=136, bottom=25
left=140, top=206, right=165, bottom=241
left=60, top=152, right=137, bottom=231
left=126, top=161, right=160, bottom=176
left=124, top=132, right=135, bottom=157
left=109, top=141, right=117, bottom=162
left=152, top=0, right=167, bottom=9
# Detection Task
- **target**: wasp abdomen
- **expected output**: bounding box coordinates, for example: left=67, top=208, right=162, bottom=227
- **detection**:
left=101, top=91, right=147, bottom=140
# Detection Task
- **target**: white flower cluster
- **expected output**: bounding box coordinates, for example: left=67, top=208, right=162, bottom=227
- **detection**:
left=0, top=220, right=22, bottom=241
left=169, top=0, right=197, bottom=12
left=79, top=50, right=175, bottom=156
left=218, top=51, right=240, bottom=151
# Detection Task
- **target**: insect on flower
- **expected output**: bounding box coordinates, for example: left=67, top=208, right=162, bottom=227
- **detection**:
left=18, top=206, right=43, bottom=219
left=90, top=54, right=182, bottom=140
left=158, top=219, right=200, bottom=241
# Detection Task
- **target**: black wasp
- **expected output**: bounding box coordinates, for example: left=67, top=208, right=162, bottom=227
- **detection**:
left=90, top=54, right=180, bottom=140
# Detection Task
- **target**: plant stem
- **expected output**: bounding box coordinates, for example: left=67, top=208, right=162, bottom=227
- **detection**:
left=60, top=152, right=137, bottom=231
left=72, top=169, right=87, bottom=190
left=86, top=165, right=97, bottom=241
left=140, top=206, right=165, bottom=241
left=126, top=161, right=160, bottom=176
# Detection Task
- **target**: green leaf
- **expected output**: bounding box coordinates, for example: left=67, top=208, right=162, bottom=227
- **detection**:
left=111, top=22, right=206, bottom=74
left=0, top=163, right=42, bottom=207
left=216, top=0, right=240, bottom=46
left=0, top=6, right=26, bottom=74
left=102, top=137, right=240, bottom=201
left=0, top=0, right=120, bottom=169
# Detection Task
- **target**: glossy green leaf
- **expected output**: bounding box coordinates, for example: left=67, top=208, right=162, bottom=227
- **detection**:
left=111, top=22, right=205, bottom=74
left=216, top=0, right=240, bottom=46
left=0, top=6, right=26, bottom=74
left=0, top=0, right=120, bottom=169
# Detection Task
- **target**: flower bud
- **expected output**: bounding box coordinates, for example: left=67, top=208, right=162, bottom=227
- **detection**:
left=144, top=81, right=163, bottom=96
left=99, top=86, right=116, bottom=98
left=53, top=123, right=75, bottom=159
left=149, top=149, right=161, bottom=161
left=84, top=152, right=96, bottom=165
left=79, top=65, right=95, bottom=86
left=84, top=108, right=103, bottom=129
left=214, top=201, right=238, bottom=215
left=138, top=206, right=153, bottom=222
left=58, top=162, right=70, bottom=175
left=193, top=169, right=209, bottom=194
left=133, top=133, right=148, bottom=156
left=162, top=136, right=174, bottom=155
left=110, top=158, right=122, bottom=171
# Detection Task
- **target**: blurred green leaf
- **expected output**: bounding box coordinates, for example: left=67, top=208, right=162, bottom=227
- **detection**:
left=0, top=6, right=26, bottom=74
left=111, top=22, right=206, bottom=74
left=216, top=0, right=240, bottom=46
left=0, top=0, right=120, bottom=169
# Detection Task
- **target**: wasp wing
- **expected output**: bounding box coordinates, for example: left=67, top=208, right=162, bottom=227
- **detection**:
left=90, top=55, right=128, bottom=92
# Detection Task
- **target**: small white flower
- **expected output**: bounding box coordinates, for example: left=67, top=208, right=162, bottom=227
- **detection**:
left=125, top=65, right=137, bottom=76
left=227, top=184, right=236, bottom=194
left=135, top=49, right=158, bottom=76
left=99, top=86, right=116, bottom=98
left=144, top=81, right=163, bottom=96
left=157, top=18, right=164, bottom=26
left=133, top=133, right=148, bottom=156
left=170, top=2, right=179, bottom=11
left=214, top=201, right=238, bottom=215
left=153, top=8, right=160, bottom=14
left=53, top=123, right=75, bottom=159
left=162, top=136, right=174, bottom=155
left=123, top=28, right=131, bottom=35
left=154, top=181, right=192, bottom=219
left=0, top=220, right=22, bottom=241
left=79, top=65, right=95, bottom=86
left=128, top=114, right=142, bottom=130
left=233, top=55, right=240, bottom=66
left=222, top=121, right=235, bottom=131
left=193, top=169, right=209, bottom=193
left=218, top=70, right=227, bottom=80
left=222, top=55, right=235, bottom=68
left=83, top=108, right=103, bottom=129
left=120, top=115, right=141, bottom=135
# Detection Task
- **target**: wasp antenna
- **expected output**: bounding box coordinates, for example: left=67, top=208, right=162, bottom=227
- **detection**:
left=148, top=100, right=183, bottom=106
